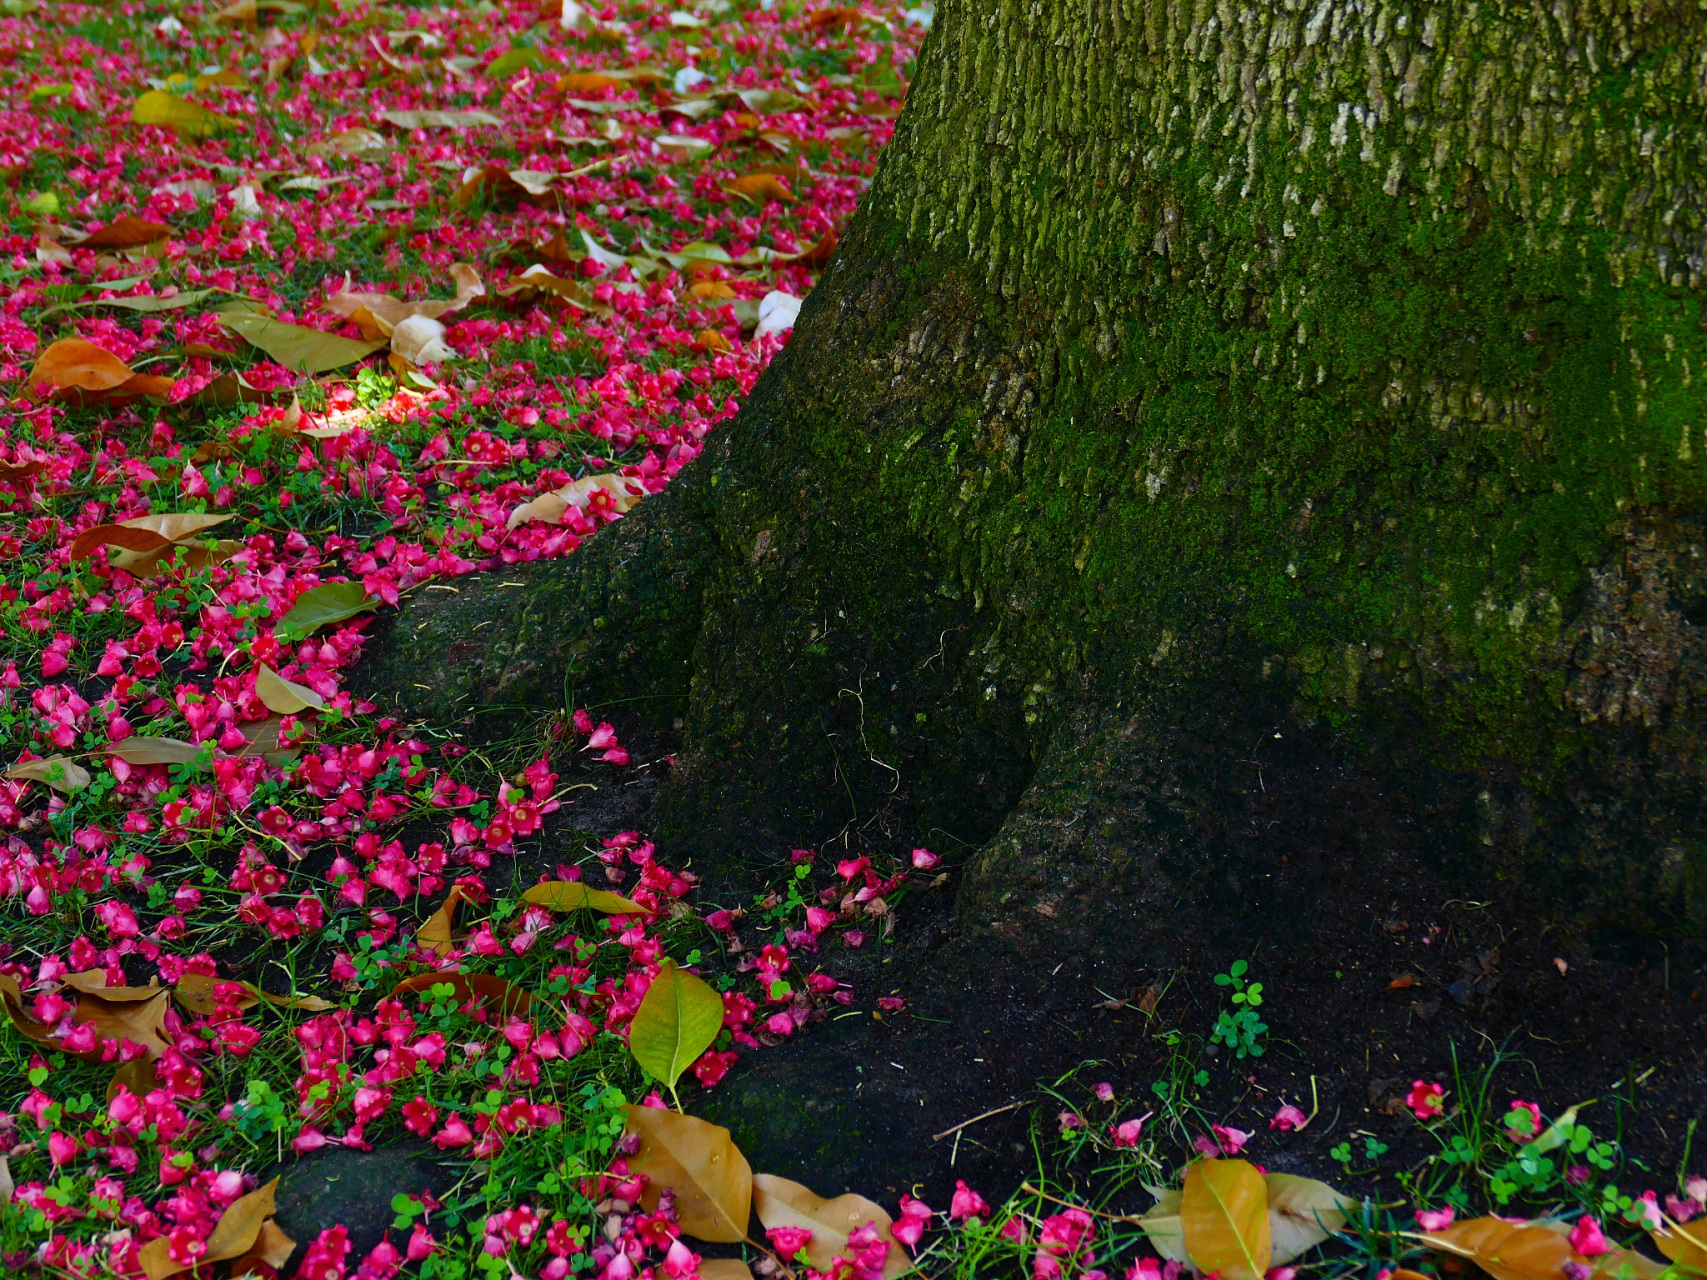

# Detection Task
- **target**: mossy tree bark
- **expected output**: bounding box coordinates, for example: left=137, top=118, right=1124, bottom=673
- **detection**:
left=365, top=3, right=1707, bottom=1175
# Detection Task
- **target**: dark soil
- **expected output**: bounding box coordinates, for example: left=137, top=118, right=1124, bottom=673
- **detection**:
left=271, top=698, right=1707, bottom=1255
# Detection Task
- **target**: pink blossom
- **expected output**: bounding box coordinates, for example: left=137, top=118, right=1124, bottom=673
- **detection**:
left=911, top=848, right=940, bottom=869
left=1569, top=1217, right=1610, bottom=1257
left=768, top=1226, right=814, bottom=1258
left=1269, top=1104, right=1309, bottom=1132
left=1094, top=1082, right=1115, bottom=1103
left=1415, top=1208, right=1455, bottom=1232
left=1111, top=1117, right=1146, bottom=1147
left=1504, top=1098, right=1543, bottom=1142
left=950, top=1181, right=991, bottom=1221
left=1406, top=1080, right=1446, bottom=1120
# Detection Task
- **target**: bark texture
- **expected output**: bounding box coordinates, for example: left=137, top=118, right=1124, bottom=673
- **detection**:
left=367, top=0, right=1707, bottom=940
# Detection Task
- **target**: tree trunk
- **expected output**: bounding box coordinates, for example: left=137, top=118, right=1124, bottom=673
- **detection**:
left=363, top=0, right=1707, bottom=1188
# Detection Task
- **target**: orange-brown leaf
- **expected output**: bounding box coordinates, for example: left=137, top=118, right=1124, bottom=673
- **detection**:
left=416, top=885, right=468, bottom=958
left=624, top=1105, right=751, bottom=1243
left=1417, top=1217, right=1601, bottom=1280
left=70, top=215, right=175, bottom=249
left=752, top=1174, right=908, bottom=1277
left=138, top=1178, right=280, bottom=1279
left=26, top=338, right=174, bottom=405
left=723, top=173, right=796, bottom=205
left=389, top=970, right=532, bottom=1016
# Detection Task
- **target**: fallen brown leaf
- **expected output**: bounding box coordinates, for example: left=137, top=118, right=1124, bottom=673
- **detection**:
left=5, top=755, right=91, bottom=793
left=625, top=1105, right=751, bottom=1242
left=389, top=970, right=532, bottom=1016
left=25, top=339, right=175, bottom=405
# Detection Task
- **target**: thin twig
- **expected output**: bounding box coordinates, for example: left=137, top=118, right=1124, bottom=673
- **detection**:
left=931, top=1101, right=1022, bottom=1142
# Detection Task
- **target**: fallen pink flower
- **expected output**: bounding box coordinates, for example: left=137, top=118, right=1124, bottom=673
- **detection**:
left=1406, top=1080, right=1447, bottom=1121
left=950, top=1180, right=990, bottom=1221
left=1569, top=1216, right=1610, bottom=1257
left=1415, top=1208, right=1455, bottom=1232
left=1269, top=1104, right=1309, bottom=1132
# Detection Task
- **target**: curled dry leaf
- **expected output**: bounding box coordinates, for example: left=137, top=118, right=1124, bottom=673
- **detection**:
left=696, top=329, right=733, bottom=354
left=389, top=969, right=532, bottom=1017
left=174, top=973, right=333, bottom=1016
left=522, top=880, right=647, bottom=914
left=1264, top=1173, right=1353, bottom=1266
left=506, top=472, right=647, bottom=530
left=623, top=1105, right=751, bottom=1243
left=1181, top=1159, right=1272, bottom=1280
left=138, top=1178, right=280, bottom=1280
left=70, top=512, right=232, bottom=562
left=325, top=263, right=485, bottom=335
left=453, top=164, right=557, bottom=208
left=390, top=314, right=457, bottom=364
left=255, top=663, right=325, bottom=714
left=5, top=755, right=91, bottom=793
left=416, top=885, right=469, bottom=958
left=25, top=339, right=175, bottom=404
left=628, top=960, right=724, bottom=1091
left=752, top=1174, right=909, bottom=1278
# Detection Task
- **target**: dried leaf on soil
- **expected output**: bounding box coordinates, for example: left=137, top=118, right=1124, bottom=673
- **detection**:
left=274, top=581, right=379, bottom=638
left=217, top=303, right=387, bottom=373
left=255, top=664, right=325, bottom=714
left=1181, top=1159, right=1272, bottom=1280
left=306, top=127, right=388, bottom=156
left=25, top=339, right=175, bottom=404
left=1265, top=1174, right=1353, bottom=1264
left=752, top=1174, right=907, bottom=1277
left=629, top=960, right=723, bottom=1090
left=696, top=1263, right=754, bottom=1280
left=391, top=314, right=457, bottom=364
left=522, top=880, right=647, bottom=914
left=106, top=1055, right=160, bottom=1103
left=623, top=1105, right=751, bottom=1243
left=5, top=755, right=91, bottom=792
left=138, top=1177, right=280, bottom=1279
left=390, top=970, right=532, bottom=1016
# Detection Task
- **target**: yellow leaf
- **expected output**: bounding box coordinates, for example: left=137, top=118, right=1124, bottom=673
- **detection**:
left=624, top=1105, right=751, bottom=1243
left=132, top=90, right=234, bottom=138
left=752, top=1174, right=909, bottom=1278
left=523, top=880, right=648, bottom=914
left=1264, top=1173, right=1352, bottom=1265
left=629, top=960, right=723, bottom=1091
left=1181, top=1160, right=1272, bottom=1280
left=5, top=755, right=91, bottom=793
left=255, top=663, right=326, bottom=714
